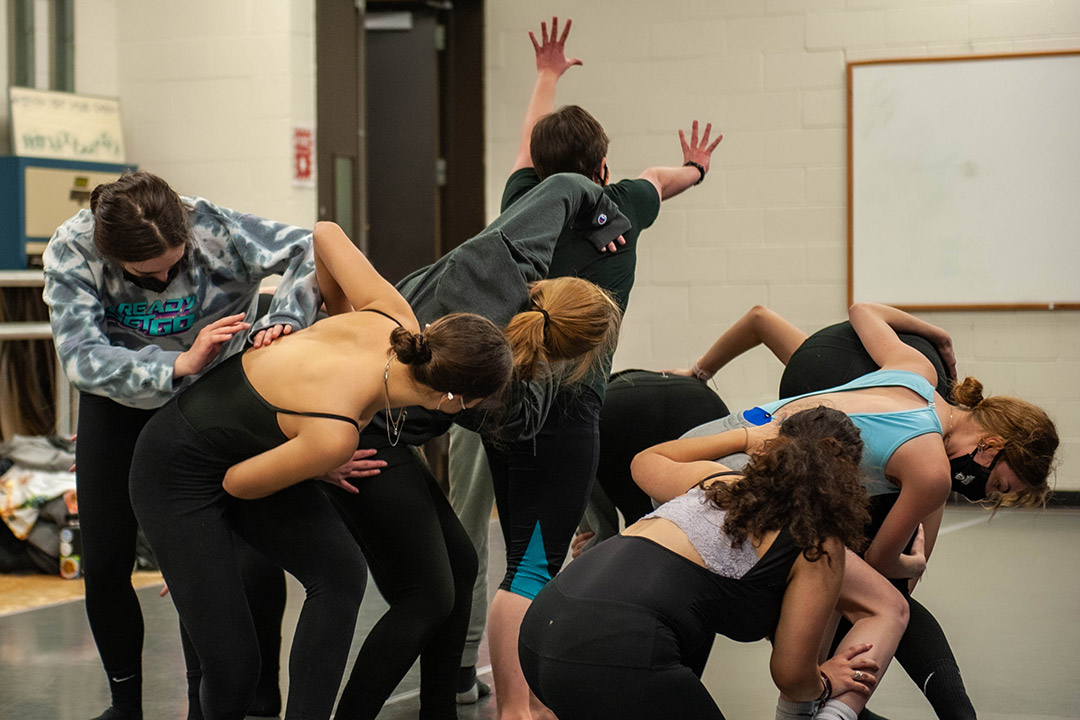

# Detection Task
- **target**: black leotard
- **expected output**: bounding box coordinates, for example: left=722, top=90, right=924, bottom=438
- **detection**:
left=177, top=307, right=404, bottom=444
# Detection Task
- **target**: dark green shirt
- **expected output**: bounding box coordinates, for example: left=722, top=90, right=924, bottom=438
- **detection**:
left=502, top=168, right=661, bottom=400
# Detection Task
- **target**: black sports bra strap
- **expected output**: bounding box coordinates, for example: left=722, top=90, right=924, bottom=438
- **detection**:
left=272, top=407, right=361, bottom=434
left=700, top=470, right=743, bottom=483
left=359, top=307, right=404, bottom=327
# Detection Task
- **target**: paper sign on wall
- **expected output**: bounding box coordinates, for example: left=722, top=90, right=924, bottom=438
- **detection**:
left=293, top=126, right=315, bottom=187
left=9, top=87, right=125, bottom=162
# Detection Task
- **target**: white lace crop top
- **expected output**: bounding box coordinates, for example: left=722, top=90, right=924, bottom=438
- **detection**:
left=643, top=484, right=760, bottom=579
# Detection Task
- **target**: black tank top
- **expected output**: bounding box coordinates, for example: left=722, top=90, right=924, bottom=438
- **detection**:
left=176, top=308, right=403, bottom=461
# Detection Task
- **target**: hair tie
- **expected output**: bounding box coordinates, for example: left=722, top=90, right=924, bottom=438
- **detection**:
left=534, top=307, right=550, bottom=330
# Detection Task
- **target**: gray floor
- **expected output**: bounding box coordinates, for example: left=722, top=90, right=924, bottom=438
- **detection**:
left=1, top=506, right=1078, bottom=719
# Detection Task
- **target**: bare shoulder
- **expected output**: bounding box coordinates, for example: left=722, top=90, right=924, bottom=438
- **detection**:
left=888, top=433, right=949, bottom=482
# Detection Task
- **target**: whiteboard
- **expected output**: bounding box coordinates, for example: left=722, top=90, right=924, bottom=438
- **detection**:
left=9, top=88, right=126, bottom=163
left=848, top=52, right=1080, bottom=310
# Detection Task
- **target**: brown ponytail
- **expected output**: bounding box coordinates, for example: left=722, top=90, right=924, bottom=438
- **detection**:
left=389, top=326, right=433, bottom=365
left=503, top=277, right=621, bottom=382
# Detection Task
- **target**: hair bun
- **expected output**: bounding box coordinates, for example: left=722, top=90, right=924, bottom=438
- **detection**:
left=951, top=376, right=985, bottom=408
left=390, top=327, right=433, bottom=365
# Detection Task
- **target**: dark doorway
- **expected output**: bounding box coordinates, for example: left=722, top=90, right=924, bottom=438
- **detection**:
left=316, top=1, right=484, bottom=270
left=364, top=9, right=439, bottom=283
left=364, top=1, right=484, bottom=284
left=315, top=1, right=486, bottom=483
left=315, top=0, right=364, bottom=246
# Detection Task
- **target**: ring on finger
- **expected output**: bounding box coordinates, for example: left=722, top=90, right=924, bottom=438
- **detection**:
left=854, top=670, right=863, bottom=681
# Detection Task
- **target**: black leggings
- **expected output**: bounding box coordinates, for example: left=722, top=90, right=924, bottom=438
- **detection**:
left=519, top=545, right=727, bottom=720
left=129, top=400, right=365, bottom=720
left=832, top=495, right=976, bottom=720
left=598, top=370, right=729, bottom=525
left=520, top=643, right=725, bottom=720
left=324, top=436, right=477, bottom=720
left=75, top=393, right=286, bottom=714
left=485, top=388, right=602, bottom=600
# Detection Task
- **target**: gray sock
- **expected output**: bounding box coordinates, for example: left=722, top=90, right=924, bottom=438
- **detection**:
left=776, top=698, right=815, bottom=719
left=815, top=699, right=857, bottom=720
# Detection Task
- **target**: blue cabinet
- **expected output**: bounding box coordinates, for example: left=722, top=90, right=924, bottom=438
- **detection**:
left=0, top=157, right=136, bottom=269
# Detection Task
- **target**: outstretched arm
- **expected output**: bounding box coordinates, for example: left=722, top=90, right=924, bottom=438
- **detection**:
left=848, top=303, right=955, bottom=382
left=670, top=305, right=807, bottom=381
left=512, top=17, right=583, bottom=173
left=637, top=120, right=723, bottom=201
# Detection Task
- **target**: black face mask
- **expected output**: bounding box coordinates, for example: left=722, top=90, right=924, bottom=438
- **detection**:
left=949, top=446, right=1002, bottom=501
left=123, top=259, right=183, bottom=293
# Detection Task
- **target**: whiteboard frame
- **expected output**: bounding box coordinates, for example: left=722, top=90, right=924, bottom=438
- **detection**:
left=847, top=51, right=1080, bottom=312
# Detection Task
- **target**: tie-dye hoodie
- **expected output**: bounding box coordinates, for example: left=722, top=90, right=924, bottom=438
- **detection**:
left=42, top=197, right=319, bottom=410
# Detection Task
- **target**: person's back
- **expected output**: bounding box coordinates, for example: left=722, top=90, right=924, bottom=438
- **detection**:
left=780, top=321, right=951, bottom=399
left=238, top=311, right=396, bottom=423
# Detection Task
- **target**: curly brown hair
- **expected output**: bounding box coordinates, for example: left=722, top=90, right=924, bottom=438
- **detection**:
left=704, top=406, right=870, bottom=563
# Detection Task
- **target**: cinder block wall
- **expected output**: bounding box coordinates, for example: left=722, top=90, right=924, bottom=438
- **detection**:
left=486, top=0, right=1080, bottom=490
left=108, top=0, right=317, bottom=228
left=1, top=0, right=315, bottom=229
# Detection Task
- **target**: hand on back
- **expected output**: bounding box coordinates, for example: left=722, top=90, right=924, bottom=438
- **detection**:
left=173, top=313, right=250, bottom=378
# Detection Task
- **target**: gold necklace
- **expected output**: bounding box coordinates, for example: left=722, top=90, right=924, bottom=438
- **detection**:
left=383, top=356, right=407, bottom=447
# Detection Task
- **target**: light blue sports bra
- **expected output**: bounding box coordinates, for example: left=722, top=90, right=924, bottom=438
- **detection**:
left=756, top=370, right=943, bottom=496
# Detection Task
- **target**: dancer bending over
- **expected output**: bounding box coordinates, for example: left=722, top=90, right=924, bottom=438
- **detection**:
left=677, top=303, right=1058, bottom=720
left=43, top=171, right=317, bottom=720
left=128, top=221, right=514, bottom=720
left=521, top=407, right=905, bottom=720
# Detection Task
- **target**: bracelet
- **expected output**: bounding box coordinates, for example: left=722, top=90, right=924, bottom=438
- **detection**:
left=816, top=670, right=833, bottom=703
left=742, top=427, right=749, bottom=453
left=684, top=160, right=706, bottom=185
left=690, top=359, right=714, bottom=381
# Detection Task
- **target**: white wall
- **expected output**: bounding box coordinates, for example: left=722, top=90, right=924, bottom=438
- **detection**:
left=0, top=0, right=315, bottom=227
left=485, top=0, right=1080, bottom=490
left=109, top=0, right=316, bottom=227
